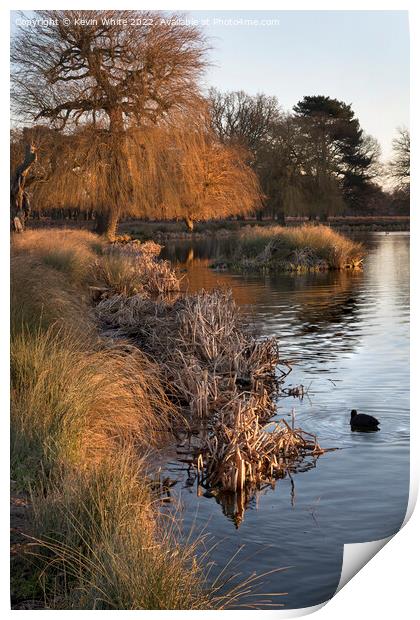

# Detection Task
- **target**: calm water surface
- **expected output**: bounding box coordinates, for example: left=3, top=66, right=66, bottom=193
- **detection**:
left=160, top=232, right=409, bottom=609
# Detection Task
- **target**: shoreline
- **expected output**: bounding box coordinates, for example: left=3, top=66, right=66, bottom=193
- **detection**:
left=20, top=216, right=410, bottom=241
left=11, top=228, right=324, bottom=609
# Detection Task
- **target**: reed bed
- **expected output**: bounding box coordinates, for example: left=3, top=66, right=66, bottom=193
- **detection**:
left=201, top=411, right=324, bottom=493
left=221, top=224, right=365, bottom=272
left=96, top=288, right=325, bottom=498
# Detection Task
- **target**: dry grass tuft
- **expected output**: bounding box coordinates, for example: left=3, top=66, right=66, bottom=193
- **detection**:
left=98, top=240, right=181, bottom=297
left=12, top=229, right=104, bottom=283
left=10, top=229, right=211, bottom=610
left=11, top=228, right=180, bottom=301
left=11, top=326, right=174, bottom=485
left=231, top=224, right=365, bottom=271
left=27, top=450, right=216, bottom=610
left=11, top=253, right=95, bottom=338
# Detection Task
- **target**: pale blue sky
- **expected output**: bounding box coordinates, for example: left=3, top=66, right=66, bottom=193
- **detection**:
left=10, top=10, right=409, bottom=160
left=189, top=10, right=409, bottom=160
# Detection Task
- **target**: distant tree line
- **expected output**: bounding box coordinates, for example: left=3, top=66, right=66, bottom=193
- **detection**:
left=209, top=89, right=409, bottom=221
left=10, top=10, right=409, bottom=237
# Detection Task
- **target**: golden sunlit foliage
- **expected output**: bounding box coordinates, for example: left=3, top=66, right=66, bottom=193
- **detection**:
left=11, top=116, right=261, bottom=231
left=11, top=11, right=261, bottom=237
left=231, top=224, right=365, bottom=271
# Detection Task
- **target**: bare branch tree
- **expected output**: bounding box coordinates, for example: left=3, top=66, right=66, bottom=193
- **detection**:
left=209, top=88, right=281, bottom=155
left=11, top=10, right=209, bottom=238
left=389, top=127, right=410, bottom=191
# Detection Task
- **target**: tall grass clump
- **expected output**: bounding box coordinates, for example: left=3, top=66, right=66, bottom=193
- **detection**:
left=229, top=224, right=364, bottom=272
left=10, top=229, right=215, bottom=610
left=12, top=229, right=105, bottom=286
left=11, top=326, right=173, bottom=486
left=99, top=240, right=181, bottom=296
left=11, top=254, right=95, bottom=338
left=11, top=229, right=179, bottom=299
left=28, top=451, right=216, bottom=610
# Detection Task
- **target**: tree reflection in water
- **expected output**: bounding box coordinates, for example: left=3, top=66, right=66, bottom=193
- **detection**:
left=162, top=238, right=368, bottom=362
left=159, top=235, right=396, bottom=527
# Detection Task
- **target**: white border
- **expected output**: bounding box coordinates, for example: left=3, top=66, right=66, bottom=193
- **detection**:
left=2, top=1, right=418, bottom=617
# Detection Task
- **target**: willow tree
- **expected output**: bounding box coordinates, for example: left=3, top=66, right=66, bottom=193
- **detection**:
left=11, top=10, right=208, bottom=238
left=128, top=118, right=262, bottom=230
left=11, top=115, right=261, bottom=231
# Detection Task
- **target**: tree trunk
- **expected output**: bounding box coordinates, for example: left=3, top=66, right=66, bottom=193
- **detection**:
left=98, top=108, right=129, bottom=242
left=184, top=216, right=194, bottom=232
left=276, top=212, right=286, bottom=226
left=95, top=210, right=119, bottom=240
left=10, top=142, right=37, bottom=232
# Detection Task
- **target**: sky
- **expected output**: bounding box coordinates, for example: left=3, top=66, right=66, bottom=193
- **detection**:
left=10, top=10, right=409, bottom=161
left=188, top=10, right=409, bottom=160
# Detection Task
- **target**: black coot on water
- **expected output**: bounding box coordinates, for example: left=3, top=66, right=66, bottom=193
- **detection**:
left=350, top=409, right=380, bottom=432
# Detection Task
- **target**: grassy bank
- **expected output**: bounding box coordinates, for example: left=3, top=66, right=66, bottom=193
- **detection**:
left=11, top=229, right=324, bottom=607
left=213, top=225, right=364, bottom=272
left=10, top=230, right=219, bottom=609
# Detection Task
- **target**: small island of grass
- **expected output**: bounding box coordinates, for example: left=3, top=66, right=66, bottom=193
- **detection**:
left=213, top=225, right=365, bottom=273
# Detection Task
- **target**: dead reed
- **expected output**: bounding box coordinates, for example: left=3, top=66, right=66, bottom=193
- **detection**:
left=96, top=288, right=325, bottom=498
left=200, top=411, right=324, bottom=493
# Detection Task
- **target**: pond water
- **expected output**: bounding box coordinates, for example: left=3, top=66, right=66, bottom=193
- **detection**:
left=160, top=232, right=410, bottom=609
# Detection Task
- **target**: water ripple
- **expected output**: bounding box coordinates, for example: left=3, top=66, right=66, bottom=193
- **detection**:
left=161, top=232, right=409, bottom=609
